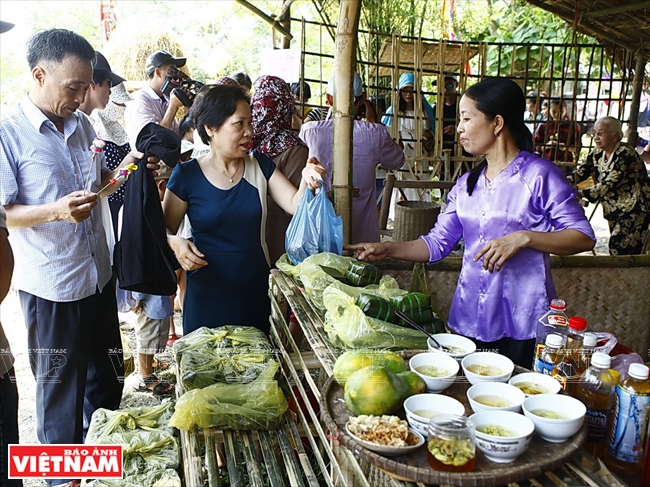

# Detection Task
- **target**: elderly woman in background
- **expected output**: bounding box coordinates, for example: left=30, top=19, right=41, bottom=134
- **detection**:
left=348, top=77, right=595, bottom=367
left=250, top=75, right=310, bottom=264
left=575, top=116, right=650, bottom=255
left=163, top=85, right=324, bottom=335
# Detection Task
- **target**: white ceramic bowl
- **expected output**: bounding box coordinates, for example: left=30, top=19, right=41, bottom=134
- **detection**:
left=427, top=333, right=477, bottom=361
left=469, top=411, right=534, bottom=463
left=403, top=393, right=466, bottom=436
left=522, top=394, right=586, bottom=443
left=409, top=352, right=459, bottom=393
left=345, top=422, right=425, bottom=456
left=461, top=352, right=514, bottom=385
left=466, top=382, right=525, bottom=413
left=508, top=372, right=562, bottom=397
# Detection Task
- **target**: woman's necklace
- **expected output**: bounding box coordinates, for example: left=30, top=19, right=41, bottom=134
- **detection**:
left=209, top=157, right=241, bottom=183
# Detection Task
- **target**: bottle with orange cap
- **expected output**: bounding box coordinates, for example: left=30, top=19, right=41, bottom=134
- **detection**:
left=565, top=316, right=587, bottom=361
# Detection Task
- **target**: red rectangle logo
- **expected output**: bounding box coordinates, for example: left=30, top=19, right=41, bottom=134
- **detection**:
left=8, top=445, right=123, bottom=479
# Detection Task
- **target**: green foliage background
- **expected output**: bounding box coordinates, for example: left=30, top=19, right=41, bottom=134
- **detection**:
left=0, top=0, right=598, bottom=113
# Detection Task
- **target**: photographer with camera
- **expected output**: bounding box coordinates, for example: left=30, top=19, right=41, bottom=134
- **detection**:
left=125, top=50, right=186, bottom=145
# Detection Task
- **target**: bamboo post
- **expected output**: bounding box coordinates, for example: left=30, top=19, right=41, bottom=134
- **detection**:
left=332, top=0, right=361, bottom=245
left=626, top=53, right=647, bottom=145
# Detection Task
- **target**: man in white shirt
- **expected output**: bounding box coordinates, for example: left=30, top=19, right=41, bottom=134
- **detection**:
left=124, top=50, right=186, bottom=144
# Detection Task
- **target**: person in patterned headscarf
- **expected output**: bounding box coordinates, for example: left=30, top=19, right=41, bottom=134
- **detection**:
left=250, top=75, right=309, bottom=264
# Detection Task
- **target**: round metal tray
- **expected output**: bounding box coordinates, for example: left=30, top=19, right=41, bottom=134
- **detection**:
left=320, top=365, right=587, bottom=486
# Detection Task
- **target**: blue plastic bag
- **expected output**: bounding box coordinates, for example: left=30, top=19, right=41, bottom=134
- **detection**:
left=285, top=187, right=343, bottom=265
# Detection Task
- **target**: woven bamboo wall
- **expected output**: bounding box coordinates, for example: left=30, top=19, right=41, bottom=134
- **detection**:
left=383, top=258, right=650, bottom=360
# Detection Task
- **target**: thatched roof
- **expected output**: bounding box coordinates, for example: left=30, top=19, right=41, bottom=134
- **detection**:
left=525, top=0, right=650, bottom=59
left=373, top=40, right=480, bottom=76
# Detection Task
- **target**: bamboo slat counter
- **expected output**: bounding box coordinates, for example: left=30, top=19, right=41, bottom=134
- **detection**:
left=268, top=267, right=635, bottom=487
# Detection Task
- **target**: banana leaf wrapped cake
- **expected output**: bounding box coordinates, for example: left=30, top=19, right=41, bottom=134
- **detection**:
left=179, top=349, right=276, bottom=390
left=85, top=403, right=181, bottom=486
left=173, top=326, right=276, bottom=390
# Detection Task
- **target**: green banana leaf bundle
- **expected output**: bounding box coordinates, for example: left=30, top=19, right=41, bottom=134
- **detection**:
left=323, top=284, right=428, bottom=350
left=390, top=292, right=433, bottom=324
left=180, top=350, right=276, bottom=390
left=356, top=293, right=398, bottom=323
left=346, top=261, right=383, bottom=286
left=169, top=361, right=288, bottom=431
left=86, top=403, right=174, bottom=442
left=418, top=317, right=447, bottom=335
left=85, top=404, right=179, bottom=484
left=91, top=430, right=179, bottom=478
left=172, top=325, right=271, bottom=364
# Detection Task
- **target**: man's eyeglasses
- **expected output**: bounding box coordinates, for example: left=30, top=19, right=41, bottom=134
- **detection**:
left=445, top=83, right=455, bottom=90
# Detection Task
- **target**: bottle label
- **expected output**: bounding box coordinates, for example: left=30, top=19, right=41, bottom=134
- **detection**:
left=606, top=389, right=650, bottom=463
left=547, top=315, right=568, bottom=326
left=553, top=372, right=568, bottom=390
left=535, top=358, right=556, bottom=376
left=533, top=343, right=545, bottom=367
left=585, top=407, right=611, bottom=442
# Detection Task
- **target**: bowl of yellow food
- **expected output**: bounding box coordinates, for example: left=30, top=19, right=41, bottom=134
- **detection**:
left=403, top=393, right=466, bottom=436
left=508, top=372, right=561, bottom=396
left=427, top=333, right=477, bottom=362
left=522, top=394, right=586, bottom=443
left=466, top=382, right=525, bottom=413
left=409, top=352, right=459, bottom=393
left=469, top=411, right=534, bottom=463
left=461, top=352, right=514, bottom=385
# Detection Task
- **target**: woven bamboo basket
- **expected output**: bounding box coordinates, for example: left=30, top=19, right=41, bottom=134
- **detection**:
left=393, top=201, right=441, bottom=242
left=379, top=254, right=650, bottom=360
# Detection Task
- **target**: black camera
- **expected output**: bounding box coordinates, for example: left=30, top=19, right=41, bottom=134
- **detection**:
left=161, top=66, right=204, bottom=107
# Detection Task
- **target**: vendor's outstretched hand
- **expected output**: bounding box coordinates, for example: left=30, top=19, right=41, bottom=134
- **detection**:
left=345, top=242, right=389, bottom=263
left=474, top=231, right=528, bottom=273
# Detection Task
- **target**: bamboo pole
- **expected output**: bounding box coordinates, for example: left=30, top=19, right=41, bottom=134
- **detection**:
left=625, top=53, right=647, bottom=145
left=332, top=0, right=361, bottom=245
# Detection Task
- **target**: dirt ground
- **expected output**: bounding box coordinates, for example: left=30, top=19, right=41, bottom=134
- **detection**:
left=0, top=203, right=611, bottom=487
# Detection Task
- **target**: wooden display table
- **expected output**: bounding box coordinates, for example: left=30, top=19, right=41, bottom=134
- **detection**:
left=267, top=268, right=632, bottom=487
left=171, top=268, right=633, bottom=486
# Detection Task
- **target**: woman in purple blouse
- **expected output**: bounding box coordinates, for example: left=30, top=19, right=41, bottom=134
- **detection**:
left=347, top=78, right=596, bottom=367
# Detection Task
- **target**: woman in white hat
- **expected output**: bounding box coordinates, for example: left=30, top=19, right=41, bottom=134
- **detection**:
left=94, top=82, right=134, bottom=239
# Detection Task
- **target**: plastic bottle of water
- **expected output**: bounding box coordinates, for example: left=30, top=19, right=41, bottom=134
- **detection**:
left=576, top=352, right=615, bottom=459
left=604, top=363, right=650, bottom=476
left=532, top=299, right=568, bottom=369
left=577, top=332, right=598, bottom=374
left=535, top=333, right=564, bottom=376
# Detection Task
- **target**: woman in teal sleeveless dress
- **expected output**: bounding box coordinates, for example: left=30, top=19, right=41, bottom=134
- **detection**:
left=163, top=85, right=324, bottom=335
